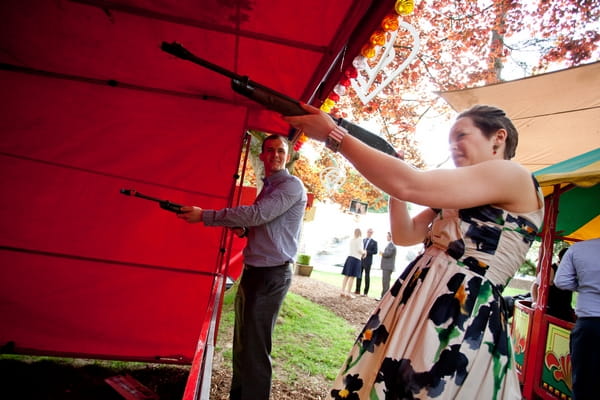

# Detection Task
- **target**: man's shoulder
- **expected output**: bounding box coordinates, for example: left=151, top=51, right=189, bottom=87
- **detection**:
left=272, top=171, right=305, bottom=191
left=288, top=173, right=305, bottom=186
left=577, top=238, right=600, bottom=247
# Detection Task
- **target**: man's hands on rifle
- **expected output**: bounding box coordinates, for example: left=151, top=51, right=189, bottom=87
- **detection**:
left=177, top=207, right=248, bottom=238
left=177, top=206, right=203, bottom=223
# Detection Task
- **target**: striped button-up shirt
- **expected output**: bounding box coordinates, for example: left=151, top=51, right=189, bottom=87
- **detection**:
left=202, top=169, right=306, bottom=267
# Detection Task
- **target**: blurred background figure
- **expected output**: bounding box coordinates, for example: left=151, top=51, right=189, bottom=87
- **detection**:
left=340, top=228, right=365, bottom=298
left=531, top=247, right=574, bottom=321
left=356, top=228, right=377, bottom=296
left=379, top=232, right=397, bottom=300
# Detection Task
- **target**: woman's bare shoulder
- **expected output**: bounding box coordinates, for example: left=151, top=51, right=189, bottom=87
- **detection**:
left=486, top=160, right=540, bottom=213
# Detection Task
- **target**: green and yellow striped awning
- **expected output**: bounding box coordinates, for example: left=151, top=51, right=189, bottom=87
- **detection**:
left=534, top=148, right=600, bottom=241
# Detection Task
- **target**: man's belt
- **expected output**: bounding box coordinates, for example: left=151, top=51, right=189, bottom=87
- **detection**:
left=245, top=261, right=291, bottom=269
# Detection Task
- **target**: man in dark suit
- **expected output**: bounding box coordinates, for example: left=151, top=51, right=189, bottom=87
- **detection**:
left=356, top=228, right=377, bottom=296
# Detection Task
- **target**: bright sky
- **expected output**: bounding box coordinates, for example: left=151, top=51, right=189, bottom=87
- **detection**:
left=300, top=115, right=455, bottom=170
left=352, top=112, right=455, bottom=169
left=415, top=109, right=455, bottom=169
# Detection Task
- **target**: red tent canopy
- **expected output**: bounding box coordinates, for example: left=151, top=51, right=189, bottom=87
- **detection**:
left=0, top=0, right=397, bottom=396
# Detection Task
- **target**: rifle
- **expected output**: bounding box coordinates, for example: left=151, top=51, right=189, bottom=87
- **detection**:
left=120, top=188, right=183, bottom=213
left=160, top=42, right=400, bottom=158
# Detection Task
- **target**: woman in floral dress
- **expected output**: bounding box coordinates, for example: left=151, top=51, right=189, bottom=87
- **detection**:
left=285, top=105, right=544, bottom=399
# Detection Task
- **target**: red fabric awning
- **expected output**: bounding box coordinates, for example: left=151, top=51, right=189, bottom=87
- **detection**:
left=0, top=0, right=397, bottom=395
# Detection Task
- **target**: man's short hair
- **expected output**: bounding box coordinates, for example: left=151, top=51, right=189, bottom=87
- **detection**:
left=261, top=134, right=289, bottom=152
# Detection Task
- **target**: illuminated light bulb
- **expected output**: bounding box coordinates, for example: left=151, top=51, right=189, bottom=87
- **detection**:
left=370, top=30, right=386, bottom=46
left=344, top=66, right=358, bottom=79
left=299, top=134, right=308, bottom=143
left=323, top=98, right=336, bottom=108
left=361, top=44, right=377, bottom=59
left=352, top=55, right=368, bottom=70
left=333, top=84, right=347, bottom=96
left=340, top=77, right=352, bottom=87
left=328, top=92, right=340, bottom=102
left=395, top=0, right=414, bottom=15
left=381, top=14, right=399, bottom=31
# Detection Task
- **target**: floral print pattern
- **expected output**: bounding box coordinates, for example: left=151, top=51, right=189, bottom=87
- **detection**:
left=329, top=184, right=543, bottom=400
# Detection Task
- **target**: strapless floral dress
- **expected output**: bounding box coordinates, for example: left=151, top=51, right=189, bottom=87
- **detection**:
left=329, top=189, right=544, bottom=400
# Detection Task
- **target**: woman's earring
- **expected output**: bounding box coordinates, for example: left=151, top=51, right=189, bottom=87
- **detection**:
left=493, top=145, right=498, bottom=155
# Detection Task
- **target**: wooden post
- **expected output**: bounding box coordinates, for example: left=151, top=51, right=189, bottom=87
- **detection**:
left=521, top=184, right=560, bottom=399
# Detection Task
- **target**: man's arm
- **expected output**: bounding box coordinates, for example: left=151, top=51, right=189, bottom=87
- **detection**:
left=554, top=249, right=578, bottom=291
left=178, top=207, right=248, bottom=237
left=178, top=178, right=304, bottom=227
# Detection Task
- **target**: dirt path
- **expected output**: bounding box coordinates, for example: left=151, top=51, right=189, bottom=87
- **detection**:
left=209, top=275, right=377, bottom=399
left=288, top=275, right=379, bottom=329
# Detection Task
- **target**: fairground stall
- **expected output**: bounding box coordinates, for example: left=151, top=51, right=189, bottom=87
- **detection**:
left=513, top=148, right=600, bottom=400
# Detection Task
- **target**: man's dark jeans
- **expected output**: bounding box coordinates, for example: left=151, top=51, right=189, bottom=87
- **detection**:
left=570, top=317, right=600, bottom=400
left=230, top=264, right=292, bottom=400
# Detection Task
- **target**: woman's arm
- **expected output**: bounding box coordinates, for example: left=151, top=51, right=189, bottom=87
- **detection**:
left=390, top=198, right=437, bottom=246
left=331, top=130, right=532, bottom=211
left=284, top=105, right=538, bottom=213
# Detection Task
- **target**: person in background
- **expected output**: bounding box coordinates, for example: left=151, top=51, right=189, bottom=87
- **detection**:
left=554, top=237, right=600, bottom=400
left=285, top=104, right=543, bottom=399
left=177, top=134, right=307, bottom=400
left=379, top=232, right=397, bottom=300
left=356, top=228, right=377, bottom=296
left=531, top=247, right=574, bottom=321
left=341, top=228, right=365, bottom=298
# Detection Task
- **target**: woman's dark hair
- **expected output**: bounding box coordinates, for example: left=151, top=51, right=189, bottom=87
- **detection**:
left=457, top=105, right=518, bottom=159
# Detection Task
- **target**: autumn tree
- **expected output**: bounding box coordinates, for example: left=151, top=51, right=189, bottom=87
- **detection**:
left=337, top=0, right=599, bottom=134
left=325, top=0, right=598, bottom=207
left=241, top=0, right=599, bottom=211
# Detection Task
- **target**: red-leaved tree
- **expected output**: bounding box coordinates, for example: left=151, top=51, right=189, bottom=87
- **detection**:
left=246, top=0, right=600, bottom=210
